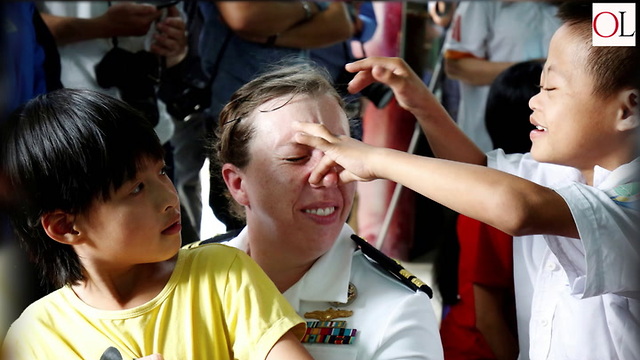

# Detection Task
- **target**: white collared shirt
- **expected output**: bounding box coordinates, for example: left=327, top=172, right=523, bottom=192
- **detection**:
left=488, top=150, right=640, bottom=360
left=226, top=224, right=444, bottom=360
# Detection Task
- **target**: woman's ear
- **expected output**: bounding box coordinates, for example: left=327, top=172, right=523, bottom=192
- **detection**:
left=41, top=211, right=79, bottom=245
left=221, top=163, right=249, bottom=207
left=616, top=89, right=639, bottom=132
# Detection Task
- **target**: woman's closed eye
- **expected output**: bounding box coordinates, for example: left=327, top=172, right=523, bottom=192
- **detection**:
left=284, top=156, right=309, bottom=163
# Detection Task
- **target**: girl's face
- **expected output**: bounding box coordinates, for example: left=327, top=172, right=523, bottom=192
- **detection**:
left=73, top=157, right=182, bottom=268
left=236, top=94, right=355, bottom=261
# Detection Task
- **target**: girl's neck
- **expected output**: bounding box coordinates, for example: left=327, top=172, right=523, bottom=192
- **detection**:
left=72, top=256, right=177, bottom=310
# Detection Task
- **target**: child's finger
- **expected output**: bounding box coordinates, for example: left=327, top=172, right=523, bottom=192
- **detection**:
left=292, top=122, right=336, bottom=148
left=309, top=152, right=341, bottom=185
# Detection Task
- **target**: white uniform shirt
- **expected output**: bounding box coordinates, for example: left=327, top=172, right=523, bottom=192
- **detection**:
left=39, top=1, right=175, bottom=144
left=443, top=2, right=561, bottom=152
left=488, top=150, right=640, bottom=360
left=226, top=224, right=444, bottom=360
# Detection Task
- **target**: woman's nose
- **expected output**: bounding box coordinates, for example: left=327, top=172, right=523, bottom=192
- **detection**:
left=318, top=167, right=339, bottom=188
left=309, top=150, right=339, bottom=188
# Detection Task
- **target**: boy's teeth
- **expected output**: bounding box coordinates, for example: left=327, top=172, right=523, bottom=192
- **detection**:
left=536, top=125, right=548, bottom=131
left=305, top=207, right=336, bottom=216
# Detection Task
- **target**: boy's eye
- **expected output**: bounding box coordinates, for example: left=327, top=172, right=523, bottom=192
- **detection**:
left=160, top=166, right=169, bottom=176
left=536, top=84, right=555, bottom=92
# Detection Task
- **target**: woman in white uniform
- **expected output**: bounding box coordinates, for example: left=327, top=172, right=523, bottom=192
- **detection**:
left=192, top=62, right=444, bottom=360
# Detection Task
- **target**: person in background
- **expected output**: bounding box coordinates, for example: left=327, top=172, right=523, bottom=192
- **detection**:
left=191, top=61, right=444, bottom=360
left=443, top=0, right=561, bottom=152
left=294, top=2, right=639, bottom=358
left=0, top=88, right=312, bottom=360
left=38, top=1, right=187, bottom=146
left=0, top=1, right=62, bottom=341
left=439, top=60, right=543, bottom=360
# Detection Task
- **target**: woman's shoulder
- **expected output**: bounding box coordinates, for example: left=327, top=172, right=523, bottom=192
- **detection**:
left=348, top=235, right=433, bottom=299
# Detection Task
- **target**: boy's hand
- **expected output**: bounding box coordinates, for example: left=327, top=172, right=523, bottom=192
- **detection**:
left=345, top=57, right=438, bottom=120
left=293, top=122, right=379, bottom=185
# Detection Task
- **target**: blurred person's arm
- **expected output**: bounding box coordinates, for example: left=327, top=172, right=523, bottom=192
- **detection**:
left=274, top=2, right=353, bottom=49
left=216, top=1, right=321, bottom=38
left=444, top=56, right=516, bottom=86
left=40, top=2, right=161, bottom=45
left=474, top=284, right=519, bottom=360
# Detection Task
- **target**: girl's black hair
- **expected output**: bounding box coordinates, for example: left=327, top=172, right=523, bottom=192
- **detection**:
left=0, top=88, right=164, bottom=289
left=485, top=60, right=544, bottom=154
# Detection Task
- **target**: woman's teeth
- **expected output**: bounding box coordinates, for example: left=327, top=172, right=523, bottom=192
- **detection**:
left=536, top=125, right=548, bottom=131
left=305, top=207, right=336, bottom=216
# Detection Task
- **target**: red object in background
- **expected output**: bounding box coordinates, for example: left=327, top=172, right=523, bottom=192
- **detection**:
left=356, top=2, right=416, bottom=260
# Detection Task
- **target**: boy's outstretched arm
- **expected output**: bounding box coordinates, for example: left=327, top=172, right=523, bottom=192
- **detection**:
left=345, top=57, right=486, bottom=166
left=294, top=122, right=579, bottom=239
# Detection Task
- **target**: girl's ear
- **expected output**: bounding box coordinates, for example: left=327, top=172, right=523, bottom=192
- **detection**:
left=41, top=211, right=79, bottom=245
left=616, top=89, right=639, bottom=132
left=221, top=163, right=250, bottom=207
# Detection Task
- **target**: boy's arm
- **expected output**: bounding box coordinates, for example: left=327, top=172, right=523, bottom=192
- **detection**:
left=294, top=122, right=578, bottom=238
left=345, top=57, right=487, bottom=165
left=265, top=331, right=313, bottom=360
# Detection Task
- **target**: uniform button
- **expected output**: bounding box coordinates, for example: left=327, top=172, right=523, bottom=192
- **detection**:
left=540, top=319, right=549, bottom=327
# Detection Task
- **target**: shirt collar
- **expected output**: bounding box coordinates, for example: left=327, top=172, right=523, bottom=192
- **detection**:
left=593, top=157, right=640, bottom=190
left=283, top=224, right=356, bottom=309
left=223, top=224, right=357, bottom=310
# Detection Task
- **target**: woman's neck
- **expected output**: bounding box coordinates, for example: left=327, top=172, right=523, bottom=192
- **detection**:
left=247, top=239, right=315, bottom=293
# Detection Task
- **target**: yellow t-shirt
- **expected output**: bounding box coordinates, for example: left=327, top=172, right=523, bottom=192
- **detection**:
left=2, top=244, right=304, bottom=360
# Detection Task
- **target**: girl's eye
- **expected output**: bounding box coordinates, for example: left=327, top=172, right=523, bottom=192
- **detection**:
left=131, top=183, right=144, bottom=195
left=160, top=166, right=169, bottom=176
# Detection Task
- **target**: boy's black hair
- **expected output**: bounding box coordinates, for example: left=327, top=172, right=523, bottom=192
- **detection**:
left=486, top=60, right=543, bottom=154
left=558, top=1, right=640, bottom=96
left=0, top=88, right=164, bottom=289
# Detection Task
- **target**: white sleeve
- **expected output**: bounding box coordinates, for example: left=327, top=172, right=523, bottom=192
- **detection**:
left=551, top=182, right=640, bottom=299
left=443, top=1, right=493, bottom=58
left=373, top=292, right=444, bottom=360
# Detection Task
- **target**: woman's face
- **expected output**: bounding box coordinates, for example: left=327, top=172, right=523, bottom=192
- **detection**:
left=233, top=93, right=355, bottom=260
